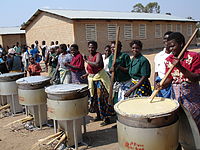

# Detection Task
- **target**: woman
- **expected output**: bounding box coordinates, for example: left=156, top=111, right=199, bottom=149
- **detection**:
left=157, top=32, right=200, bottom=133
left=82, top=41, right=114, bottom=126
left=46, top=46, right=59, bottom=77
left=56, top=44, right=73, bottom=84
left=102, top=45, right=112, bottom=74
left=65, top=44, right=87, bottom=84
left=108, top=41, right=131, bottom=103
left=124, top=40, right=152, bottom=98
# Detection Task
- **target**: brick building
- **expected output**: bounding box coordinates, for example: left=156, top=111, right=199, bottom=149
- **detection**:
left=21, top=9, right=197, bottom=54
left=0, top=26, right=26, bottom=50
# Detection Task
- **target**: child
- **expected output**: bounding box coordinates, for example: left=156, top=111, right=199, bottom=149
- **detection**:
left=28, top=56, right=42, bottom=76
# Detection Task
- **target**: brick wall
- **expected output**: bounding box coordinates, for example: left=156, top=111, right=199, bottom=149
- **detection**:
left=1, top=34, right=26, bottom=50
left=73, top=20, right=197, bottom=55
left=25, top=12, right=74, bottom=47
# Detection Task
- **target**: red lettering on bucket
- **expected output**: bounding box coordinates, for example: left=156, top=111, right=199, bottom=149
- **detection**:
left=124, top=141, right=144, bottom=150
left=19, top=96, right=25, bottom=102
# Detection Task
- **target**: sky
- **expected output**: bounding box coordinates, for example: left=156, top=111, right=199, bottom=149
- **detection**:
left=0, top=0, right=200, bottom=27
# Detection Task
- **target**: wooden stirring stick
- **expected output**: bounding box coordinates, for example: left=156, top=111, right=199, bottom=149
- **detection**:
left=150, top=28, right=199, bottom=102
left=108, top=26, right=120, bottom=105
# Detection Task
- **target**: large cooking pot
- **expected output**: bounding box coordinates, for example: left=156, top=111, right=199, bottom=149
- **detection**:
left=0, top=72, right=24, bottom=82
left=16, top=76, right=51, bottom=90
left=16, top=76, right=51, bottom=105
left=45, top=84, right=88, bottom=120
left=114, top=97, right=180, bottom=150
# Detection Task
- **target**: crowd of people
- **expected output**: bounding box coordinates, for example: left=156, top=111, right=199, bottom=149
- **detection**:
left=0, top=32, right=199, bottom=133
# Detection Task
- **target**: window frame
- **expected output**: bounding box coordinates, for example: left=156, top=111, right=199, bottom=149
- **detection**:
left=85, top=24, right=97, bottom=41
left=124, top=24, right=133, bottom=40
left=139, top=24, right=146, bottom=39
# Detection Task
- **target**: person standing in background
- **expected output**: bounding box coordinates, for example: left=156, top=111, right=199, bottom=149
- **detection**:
left=21, top=46, right=30, bottom=76
left=102, top=45, right=111, bottom=75
left=40, top=40, right=47, bottom=61
left=28, top=57, right=42, bottom=76
left=154, top=31, right=173, bottom=98
left=14, top=42, right=22, bottom=55
left=7, top=48, right=23, bottom=72
left=56, top=44, right=73, bottom=84
left=65, top=44, right=87, bottom=84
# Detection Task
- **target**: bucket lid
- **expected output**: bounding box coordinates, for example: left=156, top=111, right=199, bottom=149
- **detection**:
left=0, top=72, right=24, bottom=81
left=16, top=76, right=51, bottom=85
left=45, top=84, right=88, bottom=95
left=114, top=97, right=179, bottom=118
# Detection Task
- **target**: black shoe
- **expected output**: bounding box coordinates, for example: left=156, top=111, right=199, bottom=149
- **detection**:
left=111, top=125, right=117, bottom=129
left=93, top=116, right=101, bottom=122
left=100, top=118, right=111, bottom=126
left=89, top=107, right=96, bottom=113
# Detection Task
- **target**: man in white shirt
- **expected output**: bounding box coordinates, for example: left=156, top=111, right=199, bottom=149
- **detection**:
left=154, top=31, right=173, bottom=98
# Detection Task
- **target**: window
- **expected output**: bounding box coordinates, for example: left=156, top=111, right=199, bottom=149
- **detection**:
left=155, top=24, right=162, bottom=38
left=139, top=24, right=146, bottom=39
left=108, top=24, right=117, bottom=41
left=124, top=24, right=133, bottom=40
left=166, top=24, right=172, bottom=31
left=187, top=24, right=192, bottom=36
left=85, top=24, right=97, bottom=41
left=176, top=24, right=182, bottom=32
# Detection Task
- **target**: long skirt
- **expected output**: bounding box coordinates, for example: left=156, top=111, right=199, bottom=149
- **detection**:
left=48, top=66, right=56, bottom=77
left=172, top=82, right=200, bottom=133
left=59, top=68, right=71, bottom=84
left=71, top=70, right=88, bottom=84
left=90, top=80, right=115, bottom=119
left=114, top=79, right=152, bottom=102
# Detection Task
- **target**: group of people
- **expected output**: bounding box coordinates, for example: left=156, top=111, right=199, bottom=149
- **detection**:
left=0, top=41, right=44, bottom=76
left=79, top=32, right=200, bottom=132
left=0, top=32, right=199, bottom=133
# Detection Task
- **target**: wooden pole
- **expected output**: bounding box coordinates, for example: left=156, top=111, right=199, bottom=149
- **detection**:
left=108, top=26, right=120, bottom=105
left=4, top=116, right=33, bottom=127
left=31, top=131, right=63, bottom=150
left=0, top=104, right=10, bottom=111
left=150, top=28, right=199, bottom=102
left=54, top=132, right=67, bottom=150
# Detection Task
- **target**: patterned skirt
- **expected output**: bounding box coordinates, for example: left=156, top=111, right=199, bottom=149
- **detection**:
left=90, top=80, right=115, bottom=119
left=115, top=79, right=152, bottom=102
left=59, top=68, right=71, bottom=84
left=172, top=82, right=200, bottom=133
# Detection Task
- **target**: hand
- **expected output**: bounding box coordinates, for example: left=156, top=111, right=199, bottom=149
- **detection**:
left=155, top=82, right=163, bottom=90
left=124, top=90, right=133, bottom=97
left=83, top=55, right=87, bottom=61
left=109, top=66, right=115, bottom=72
left=81, top=74, right=88, bottom=79
left=64, top=62, right=69, bottom=66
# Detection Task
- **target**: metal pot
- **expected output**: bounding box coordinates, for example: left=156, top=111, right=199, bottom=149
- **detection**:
left=16, top=76, right=51, bottom=90
left=0, top=72, right=24, bottom=82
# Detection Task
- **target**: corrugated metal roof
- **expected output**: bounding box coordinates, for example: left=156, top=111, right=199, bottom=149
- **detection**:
left=41, top=9, right=197, bottom=22
left=21, top=9, right=197, bottom=30
left=0, top=26, right=25, bottom=35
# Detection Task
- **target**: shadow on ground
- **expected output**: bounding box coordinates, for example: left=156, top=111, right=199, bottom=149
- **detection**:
left=83, top=127, right=117, bottom=148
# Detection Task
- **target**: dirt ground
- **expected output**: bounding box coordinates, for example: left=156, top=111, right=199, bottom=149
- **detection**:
left=0, top=48, right=199, bottom=150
